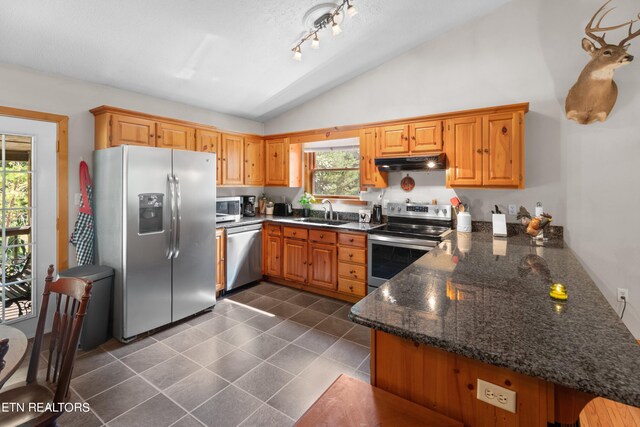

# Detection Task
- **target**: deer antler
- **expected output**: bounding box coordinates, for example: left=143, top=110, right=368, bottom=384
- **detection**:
left=586, top=0, right=637, bottom=47
left=619, top=12, right=640, bottom=47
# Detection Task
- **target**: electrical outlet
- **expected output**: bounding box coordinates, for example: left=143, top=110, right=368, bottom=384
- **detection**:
left=74, top=193, right=82, bottom=206
left=618, top=288, right=629, bottom=302
left=508, top=204, right=517, bottom=215
left=382, top=199, right=389, bottom=208
left=477, top=379, right=517, bottom=414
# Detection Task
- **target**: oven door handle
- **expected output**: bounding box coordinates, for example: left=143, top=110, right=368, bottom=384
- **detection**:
left=368, top=234, right=438, bottom=250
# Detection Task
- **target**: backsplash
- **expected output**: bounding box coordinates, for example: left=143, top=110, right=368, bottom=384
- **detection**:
left=472, top=221, right=563, bottom=239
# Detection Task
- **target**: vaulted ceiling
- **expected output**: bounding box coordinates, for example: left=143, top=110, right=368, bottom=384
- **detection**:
left=0, top=0, right=510, bottom=121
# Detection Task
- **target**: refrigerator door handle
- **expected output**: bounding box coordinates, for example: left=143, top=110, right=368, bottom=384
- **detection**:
left=167, top=174, right=176, bottom=259
left=174, top=175, right=182, bottom=259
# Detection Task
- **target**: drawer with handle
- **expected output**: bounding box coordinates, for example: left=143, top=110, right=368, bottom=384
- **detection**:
left=284, top=226, right=308, bottom=240
left=338, top=262, right=366, bottom=282
left=338, top=277, right=367, bottom=297
left=339, top=232, right=367, bottom=248
left=309, top=229, right=337, bottom=244
left=338, top=247, right=366, bottom=264
left=266, top=223, right=281, bottom=237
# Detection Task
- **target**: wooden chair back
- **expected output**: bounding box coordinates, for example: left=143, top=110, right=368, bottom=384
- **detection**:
left=26, top=264, right=92, bottom=403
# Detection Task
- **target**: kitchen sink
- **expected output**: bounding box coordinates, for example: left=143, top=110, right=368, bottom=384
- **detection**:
left=290, top=218, right=351, bottom=226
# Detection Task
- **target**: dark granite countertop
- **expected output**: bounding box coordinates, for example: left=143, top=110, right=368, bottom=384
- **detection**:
left=216, top=215, right=384, bottom=232
left=350, top=231, right=640, bottom=407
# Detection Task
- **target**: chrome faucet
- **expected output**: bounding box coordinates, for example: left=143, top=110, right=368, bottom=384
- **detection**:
left=321, top=199, right=334, bottom=221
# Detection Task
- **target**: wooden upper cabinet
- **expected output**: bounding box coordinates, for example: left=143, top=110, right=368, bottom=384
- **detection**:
left=445, top=111, right=524, bottom=189
left=111, top=114, right=157, bottom=147
left=283, top=238, right=308, bottom=283
left=378, top=124, right=410, bottom=157
left=308, top=243, right=337, bottom=291
left=265, top=138, right=302, bottom=187
left=196, top=129, right=222, bottom=184
left=196, top=129, right=220, bottom=153
left=265, top=139, right=287, bottom=185
left=446, top=116, right=484, bottom=187
left=156, top=122, right=195, bottom=150
left=359, top=128, right=387, bottom=188
left=410, top=120, right=443, bottom=154
left=483, top=112, right=522, bottom=187
left=221, top=133, right=244, bottom=185
left=244, top=138, right=265, bottom=186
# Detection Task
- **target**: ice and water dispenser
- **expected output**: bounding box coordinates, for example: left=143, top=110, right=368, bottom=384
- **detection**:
left=138, top=193, right=163, bottom=234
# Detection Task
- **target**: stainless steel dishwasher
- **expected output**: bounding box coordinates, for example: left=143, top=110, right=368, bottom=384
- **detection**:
left=225, top=224, right=263, bottom=291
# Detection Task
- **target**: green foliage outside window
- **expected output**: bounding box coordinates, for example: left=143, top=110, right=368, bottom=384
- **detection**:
left=312, top=151, right=360, bottom=197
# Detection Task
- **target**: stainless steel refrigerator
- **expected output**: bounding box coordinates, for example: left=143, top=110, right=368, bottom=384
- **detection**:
left=94, top=145, right=216, bottom=342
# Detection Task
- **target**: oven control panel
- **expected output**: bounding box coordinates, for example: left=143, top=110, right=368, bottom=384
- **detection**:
left=387, top=202, right=451, bottom=219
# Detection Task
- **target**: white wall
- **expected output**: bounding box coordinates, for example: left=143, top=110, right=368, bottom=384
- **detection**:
left=0, top=63, right=264, bottom=268
left=265, top=0, right=640, bottom=337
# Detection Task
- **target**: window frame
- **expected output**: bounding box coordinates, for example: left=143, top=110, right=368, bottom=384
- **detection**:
left=304, top=152, right=364, bottom=204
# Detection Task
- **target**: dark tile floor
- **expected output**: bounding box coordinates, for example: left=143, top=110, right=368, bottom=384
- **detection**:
left=7, top=282, right=370, bottom=426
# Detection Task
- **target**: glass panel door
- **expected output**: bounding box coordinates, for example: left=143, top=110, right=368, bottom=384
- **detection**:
left=0, top=133, right=34, bottom=323
left=370, top=241, right=429, bottom=281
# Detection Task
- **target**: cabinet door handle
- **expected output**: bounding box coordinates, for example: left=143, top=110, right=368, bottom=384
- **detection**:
left=476, top=149, right=482, bottom=154
left=303, top=261, right=307, bottom=265
left=320, top=234, right=324, bottom=238
left=292, top=231, right=297, bottom=236
left=350, top=270, right=356, bottom=274
left=349, top=238, right=354, bottom=243
left=349, top=286, right=354, bottom=291
left=484, top=148, right=490, bottom=153
left=411, top=136, right=416, bottom=140
left=308, top=263, right=312, bottom=266
left=348, top=253, right=353, bottom=258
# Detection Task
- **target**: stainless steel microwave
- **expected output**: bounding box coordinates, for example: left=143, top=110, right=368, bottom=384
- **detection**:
left=216, top=196, right=242, bottom=223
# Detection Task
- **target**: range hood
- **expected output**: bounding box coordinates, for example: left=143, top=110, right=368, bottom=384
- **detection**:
left=375, top=154, right=446, bottom=171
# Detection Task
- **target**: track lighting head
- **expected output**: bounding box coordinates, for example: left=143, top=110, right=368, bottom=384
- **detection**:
left=311, top=33, right=320, bottom=49
left=347, top=2, right=358, bottom=17
left=331, top=20, right=342, bottom=36
left=292, top=46, right=302, bottom=61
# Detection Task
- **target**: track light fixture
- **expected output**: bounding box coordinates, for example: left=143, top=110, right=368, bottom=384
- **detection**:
left=291, top=0, right=359, bottom=61
left=292, top=46, right=302, bottom=61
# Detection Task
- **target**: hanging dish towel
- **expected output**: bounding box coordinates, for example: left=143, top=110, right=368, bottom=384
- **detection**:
left=70, top=161, right=95, bottom=265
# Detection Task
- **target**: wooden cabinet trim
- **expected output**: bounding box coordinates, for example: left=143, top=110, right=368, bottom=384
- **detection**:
left=265, top=103, right=529, bottom=141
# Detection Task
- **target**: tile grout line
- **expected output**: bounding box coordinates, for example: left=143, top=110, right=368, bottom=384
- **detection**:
left=68, top=384, right=108, bottom=426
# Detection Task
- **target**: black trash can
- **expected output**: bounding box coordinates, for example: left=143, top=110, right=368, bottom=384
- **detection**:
left=59, top=265, right=114, bottom=350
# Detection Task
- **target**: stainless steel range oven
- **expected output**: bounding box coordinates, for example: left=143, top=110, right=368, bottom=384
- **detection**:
left=368, top=202, right=452, bottom=293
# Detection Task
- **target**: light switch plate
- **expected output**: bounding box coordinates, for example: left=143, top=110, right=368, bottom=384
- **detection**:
left=477, top=379, right=517, bottom=414
left=508, top=204, right=517, bottom=215
left=74, top=193, right=82, bottom=206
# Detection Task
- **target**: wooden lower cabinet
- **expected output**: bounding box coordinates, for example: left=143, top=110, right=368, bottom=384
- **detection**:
left=308, top=243, right=337, bottom=290
left=264, top=234, right=283, bottom=278
left=263, top=224, right=367, bottom=303
left=216, top=228, right=225, bottom=293
left=283, top=238, right=308, bottom=283
left=372, top=330, right=595, bottom=427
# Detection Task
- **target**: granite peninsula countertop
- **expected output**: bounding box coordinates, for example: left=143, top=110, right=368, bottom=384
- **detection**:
left=350, top=231, right=640, bottom=407
left=216, top=215, right=385, bottom=232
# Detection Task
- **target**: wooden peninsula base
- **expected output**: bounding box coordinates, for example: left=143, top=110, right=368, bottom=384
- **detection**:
left=370, top=330, right=595, bottom=427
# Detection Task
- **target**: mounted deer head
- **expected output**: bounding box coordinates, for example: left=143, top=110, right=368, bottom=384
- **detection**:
left=566, top=0, right=640, bottom=124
